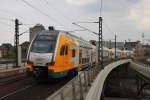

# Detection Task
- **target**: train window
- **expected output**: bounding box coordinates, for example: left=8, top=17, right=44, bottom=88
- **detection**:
left=60, top=45, right=65, bottom=55
left=65, top=46, right=68, bottom=55
left=31, top=31, right=58, bottom=53
left=72, top=49, right=76, bottom=57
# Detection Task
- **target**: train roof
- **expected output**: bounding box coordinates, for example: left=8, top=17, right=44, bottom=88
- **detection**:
left=39, top=30, right=94, bottom=49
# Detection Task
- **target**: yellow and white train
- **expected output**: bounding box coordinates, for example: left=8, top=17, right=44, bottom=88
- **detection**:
left=26, top=28, right=133, bottom=79
left=26, top=29, right=96, bottom=79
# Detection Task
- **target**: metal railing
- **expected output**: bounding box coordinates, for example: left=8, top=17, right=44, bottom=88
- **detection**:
left=0, top=60, right=27, bottom=70
left=0, top=67, right=26, bottom=78
left=0, top=60, right=27, bottom=78
left=135, top=61, right=150, bottom=68
left=46, top=64, right=101, bottom=100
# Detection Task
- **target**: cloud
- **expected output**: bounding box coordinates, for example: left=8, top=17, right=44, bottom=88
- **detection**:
left=66, top=0, right=97, bottom=6
left=129, top=0, right=150, bottom=31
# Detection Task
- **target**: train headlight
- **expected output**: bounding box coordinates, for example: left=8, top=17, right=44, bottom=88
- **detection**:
left=26, top=61, right=33, bottom=68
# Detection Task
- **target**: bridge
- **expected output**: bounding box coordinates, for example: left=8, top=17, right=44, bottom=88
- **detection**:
left=85, top=60, right=150, bottom=100
left=46, top=59, right=150, bottom=100
left=0, top=59, right=150, bottom=100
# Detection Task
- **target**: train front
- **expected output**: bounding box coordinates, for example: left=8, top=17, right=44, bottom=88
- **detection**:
left=26, top=30, right=58, bottom=80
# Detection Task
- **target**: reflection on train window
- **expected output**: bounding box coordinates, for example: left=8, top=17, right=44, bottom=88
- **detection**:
left=60, top=45, right=65, bottom=55
left=31, top=40, right=53, bottom=53
left=72, top=49, right=76, bottom=57
left=31, top=32, right=58, bottom=53
left=65, top=46, right=68, bottom=55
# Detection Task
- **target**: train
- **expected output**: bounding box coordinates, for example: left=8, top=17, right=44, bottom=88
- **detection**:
left=26, top=28, right=133, bottom=80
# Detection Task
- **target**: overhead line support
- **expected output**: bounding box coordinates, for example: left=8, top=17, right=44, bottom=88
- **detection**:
left=98, top=17, right=103, bottom=69
left=15, top=19, right=22, bottom=67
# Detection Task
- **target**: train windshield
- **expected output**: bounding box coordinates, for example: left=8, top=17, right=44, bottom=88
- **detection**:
left=31, top=31, right=58, bottom=53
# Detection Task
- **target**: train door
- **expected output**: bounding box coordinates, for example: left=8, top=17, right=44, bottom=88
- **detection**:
left=59, top=44, right=69, bottom=71
left=60, top=45, right=65, bottom=69
left=64, top=45, right=69, bottom=69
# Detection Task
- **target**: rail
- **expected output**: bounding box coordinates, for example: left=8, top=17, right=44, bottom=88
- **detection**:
left=134, top=61, right=150, bottom=68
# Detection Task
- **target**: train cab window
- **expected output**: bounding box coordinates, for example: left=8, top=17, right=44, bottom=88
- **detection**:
left=65, top=46, right=68, bottom=55
left=31, top=32, right=59, bottom=53
left=72, top=49, right=76, bottom=57
left=60, top=45, right=65, bottom=55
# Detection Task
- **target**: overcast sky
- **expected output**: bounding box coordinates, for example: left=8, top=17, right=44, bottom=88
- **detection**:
left=0, top=0, right=150, bottom=45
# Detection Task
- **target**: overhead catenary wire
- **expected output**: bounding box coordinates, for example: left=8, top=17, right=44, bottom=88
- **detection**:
left=21, top=0, right=67, bottom=29
left=42, top=0, right=73, bottom=31
left=19, top=29, right=29, bottom=36
left=72, top=22, right=98, bottom=35
left=103, top=22, right=115, bottom=36
left=0, top=20, right=14, bottom=28
left=75, top=21, right=98, bottom=24
left=68, top=29, right=86, bottom=33
left=42, top=0, right=73, bottom=22
left=0, top=17, right=33, bottom=29
left=0, top=9, right=37, bottom=24
left=0, top=17, right=15, bottom=22
left=103, top=20, right=118, bottom=39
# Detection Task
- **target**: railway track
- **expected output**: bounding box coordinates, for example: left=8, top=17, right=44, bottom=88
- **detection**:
left=0, top=76, right=72, bottom=100
left=0, top=73, right=28, bottom=86
left=0, top=61, right=111, bottom=100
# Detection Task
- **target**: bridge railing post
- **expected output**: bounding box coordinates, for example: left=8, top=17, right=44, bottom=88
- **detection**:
left=91, top=68, right=93, bottom=81
left=60, top=91, right=64, bottom=100
left=84, top=71, right=88, bottom=92
left=92, top=68, right=94, bottom=81
left=87, top=71, right=91, bottom=86
left=94, top=66, right=96, bottom=74
left=79, top=75, right=84, bottom=100
left=89, top=69, right=92, bottom=83
left=72, top=80, right=76, bottom=100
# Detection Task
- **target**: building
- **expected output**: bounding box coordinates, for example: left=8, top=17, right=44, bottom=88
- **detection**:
left=20, top=41, right=30, bottom=49
left=0, top=43, right=13, bottom=58
left=124, top=41, right=140, bottom=50
left=142, top=45, right=150, bottom=57
left=103, top=41, right=124, bottom=50
left=134, top=43, right=143, bottom=58
left=134, top=42, right=150, bottom=59
left=29, top=24, right=45, bottom=42
left=20, top=41, right=30, bottom=58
